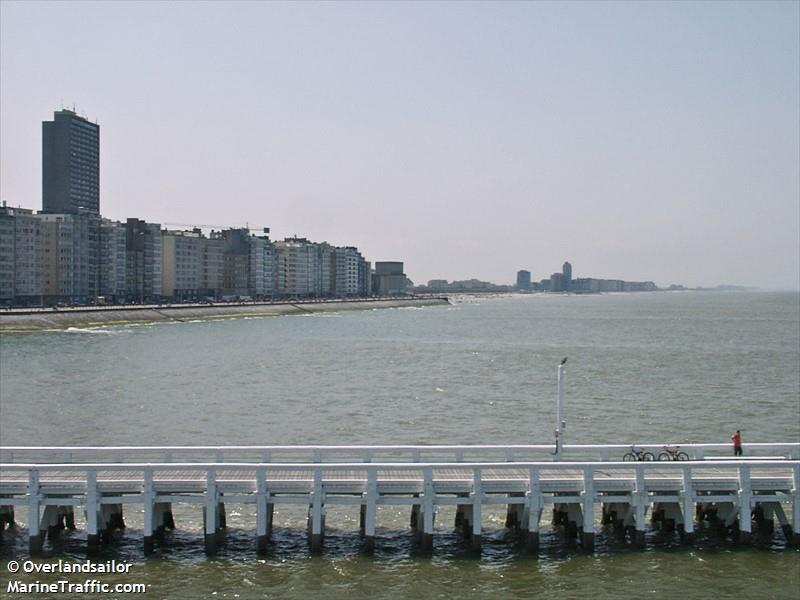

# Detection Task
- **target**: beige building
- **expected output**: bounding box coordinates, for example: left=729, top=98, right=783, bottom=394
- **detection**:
left=161, top=230, right=204, bottom=300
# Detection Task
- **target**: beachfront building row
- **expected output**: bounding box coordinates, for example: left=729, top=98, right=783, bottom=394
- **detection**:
left=0, top=205, right=384, bottom=306
left=515, top=262, right=657, bottom=293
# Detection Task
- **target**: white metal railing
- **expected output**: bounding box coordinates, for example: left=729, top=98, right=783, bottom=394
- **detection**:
left=0, top=459, right=797, bottom=487
left=1, top=443, right=797, bottom=464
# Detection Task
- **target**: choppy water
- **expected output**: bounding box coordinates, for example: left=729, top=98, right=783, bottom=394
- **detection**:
left=1, top=291, right=799, bottom=599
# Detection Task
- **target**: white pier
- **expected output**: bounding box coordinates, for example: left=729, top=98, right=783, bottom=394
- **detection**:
left=1, top=444, right=798, bottom=556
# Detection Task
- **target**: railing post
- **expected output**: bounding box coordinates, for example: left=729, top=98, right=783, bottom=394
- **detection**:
left=28, top=469, right=42, bottom=555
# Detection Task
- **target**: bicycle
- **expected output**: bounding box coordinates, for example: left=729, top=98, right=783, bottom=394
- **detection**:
left=622, top=446, right=655, bottom=461
left=658, top=445, right=690, bottom=461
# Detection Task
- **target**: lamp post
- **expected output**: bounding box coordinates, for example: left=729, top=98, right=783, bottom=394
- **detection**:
left=554, top=357, right=567, bottom=461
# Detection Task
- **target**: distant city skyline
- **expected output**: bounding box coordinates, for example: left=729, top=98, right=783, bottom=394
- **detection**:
left=1, top=1, right=798, bottom=290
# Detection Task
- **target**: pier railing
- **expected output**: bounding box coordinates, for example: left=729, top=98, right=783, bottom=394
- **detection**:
left=1, top=443, right=798, bottom=464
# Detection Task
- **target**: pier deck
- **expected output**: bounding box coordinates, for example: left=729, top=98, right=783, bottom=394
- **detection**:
left=1, top=444, right=798, bottom=556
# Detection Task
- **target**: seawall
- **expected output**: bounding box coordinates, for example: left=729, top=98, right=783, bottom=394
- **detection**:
left=0, top=297, right=450, bottom=332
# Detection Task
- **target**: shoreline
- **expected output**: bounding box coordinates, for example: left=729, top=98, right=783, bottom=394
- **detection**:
left=0, top=296, right=450, bottom=332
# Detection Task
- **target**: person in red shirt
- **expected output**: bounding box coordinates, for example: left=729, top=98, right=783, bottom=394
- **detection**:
left=731, top=430, right=742, bottom=456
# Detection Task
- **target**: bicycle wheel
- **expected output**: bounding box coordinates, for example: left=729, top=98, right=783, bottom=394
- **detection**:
left=658, top=452, right=671, bottom=461
left=677, top=452, right=690, bottom=461
left=622, top=452, right=636, bottom=462
left=643, top=452, right=656, bottom=461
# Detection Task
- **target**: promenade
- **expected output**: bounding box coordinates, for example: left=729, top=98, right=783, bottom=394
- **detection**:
left=0, top=296, right=449, bottom=331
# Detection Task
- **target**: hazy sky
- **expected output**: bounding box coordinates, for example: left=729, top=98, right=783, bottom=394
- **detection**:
left=1, top=1, right=798, bottom=289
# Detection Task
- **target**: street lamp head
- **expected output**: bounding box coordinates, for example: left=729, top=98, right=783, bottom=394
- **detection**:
left=561, top=357, right=568, bottom=365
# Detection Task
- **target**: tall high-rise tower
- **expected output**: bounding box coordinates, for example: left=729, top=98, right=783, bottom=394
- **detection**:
left=42, top=109, right=100, bottom=215
left=562, top=261, right=572, bottom=291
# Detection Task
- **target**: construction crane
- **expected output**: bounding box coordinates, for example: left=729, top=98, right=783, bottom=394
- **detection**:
left=163, top=222, right=270, bottom=233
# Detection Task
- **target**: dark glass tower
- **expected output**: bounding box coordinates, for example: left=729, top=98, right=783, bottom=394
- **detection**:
left=42, top=109, right=100, bottom=215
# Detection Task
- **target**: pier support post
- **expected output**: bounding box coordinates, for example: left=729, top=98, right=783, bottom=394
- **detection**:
left=163, top=503, right=175, bottom=530
left=154, top=503, right=170, bottom=541
left=736, top=467, right=752, bottom=545
left=109, top=504, right=125, bottom=530
left=28, top=470, right=42, bottom=555
left=469, top=469, right=482, bottom=551
left=256, top=468, right=272, bottom=555
left=362, top=468, right=377, bottom=554
left=64, top=506, right=75, bottom=531
left=102, top=504, right=125, bottom=542
left=218, top=497, right=227, bottom=531
left=680, top=467, right=696, bottom=544
left=792, top=464, right=800, bottom=546
left=143, top=469, right=155, bottom=555
left=410, top=496, right=423, bottom=544
left=602, top=502, right=627, bottom=536
left=204, top=469, right=218, bottom=556
left=557, top=502, right=582, bottom=542
left=308, top=469, right=324, bottom=553
left=581, top=469, right=595, bottom=552
left=0, top=505, right=14, bottom=534
left=768, top=502, right=793, bottom=543
left=633, top=467, right=648, bottom=548
left=41, top=505, right=61, bottom=540
left=752, top=503, right=775, bottom=536
left=420, top=468, right=435, bottom=553
left=85, top=471, right=99, bottom=555
left=652, top=497, right=683, bottom=537
left=523, top=467, right=542, bottom=553
left=505, top=493, right=525, bottom=530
